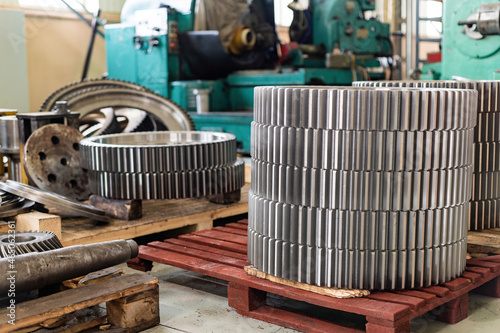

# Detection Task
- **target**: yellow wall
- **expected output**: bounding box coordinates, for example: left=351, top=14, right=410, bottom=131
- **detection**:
left=23, top=10, right=119, bottom=111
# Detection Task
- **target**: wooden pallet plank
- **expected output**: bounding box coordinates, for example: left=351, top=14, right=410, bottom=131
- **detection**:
left=0, top=274, right=158, bottom=332
left=138, top=246, right=410, bottom=321
left=467, top=233, right=500, bottom=255
left=147, top=241, right=249, bottom=268
left=238, top=219, right=249, bottom=225
left=415, top=286, right=450, bottom=297
left=213, top=226, right=248, bottom=236
left=392, top=290, right=437, bottom=303
left=465, top=260, right=500, bottom=272
left=225, top=223, right=248, bottom=231
left=461, top=271, right=482, bottom=283
left=164, top=238, right=248, bottom=261
left=441, top=278, right=470, bottom=291
left=193, top=229, right=248, bottom=245
left=366, top=292, right=425, bottom=310
left=179, top=234, right=247, bottom=254
left=236, top=305, right=364, bottom=333
left=465, top=266, right=490, bottom=277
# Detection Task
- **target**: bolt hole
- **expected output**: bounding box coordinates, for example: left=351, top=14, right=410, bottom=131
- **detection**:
left=51, top=136, right=60, bottom=145
left=82, top=168, right=89, bottom=173
left=48, top=174, right=57, bottom=183
left=69, top=179, right=77, bottom=188
left=73, top=143, right=80, bottom=151
left=60, top=158, right=67, bottom=166
left=38, top=152, right=47, bottom=161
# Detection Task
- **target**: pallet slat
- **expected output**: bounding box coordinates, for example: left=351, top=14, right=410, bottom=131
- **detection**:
left=193, top=229, right=248, bottom=245
left=164, top=238, right=248, bottom=261
left=212, top=226, right=248, bottom=236
left=179, top=234, right=247, bottom=254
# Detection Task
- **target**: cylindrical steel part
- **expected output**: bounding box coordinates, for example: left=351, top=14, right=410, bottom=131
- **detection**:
left=0, top=116, right=19, bottom=154
left=0, top=239, right=138, bottom=294
left=249, top=86, right=475, bottom=290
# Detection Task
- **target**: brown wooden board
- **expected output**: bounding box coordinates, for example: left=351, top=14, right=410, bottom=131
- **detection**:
left=128, top=222, right=500, bottom=332
left=59, top=184, right=249, bottom=246
left=0, top=273, right=159, bottom=333
left=468, top=229, right=500, bottom=256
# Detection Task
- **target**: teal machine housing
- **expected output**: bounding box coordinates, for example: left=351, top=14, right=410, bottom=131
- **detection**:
left=422, top=0, right=500, bottom=80
left=105, top=0, right=391, bottom=153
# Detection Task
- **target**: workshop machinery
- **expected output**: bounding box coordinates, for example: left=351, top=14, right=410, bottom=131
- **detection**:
left=421, top=0, right=500, bottom=80
left=104, top=0, right=392, bottom=153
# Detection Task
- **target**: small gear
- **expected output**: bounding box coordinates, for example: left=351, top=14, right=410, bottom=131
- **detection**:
left=0, top=231, right=63, bottom=258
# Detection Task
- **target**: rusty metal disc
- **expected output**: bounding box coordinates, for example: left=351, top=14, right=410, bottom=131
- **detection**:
left=24, top=124, right=90, bottom=200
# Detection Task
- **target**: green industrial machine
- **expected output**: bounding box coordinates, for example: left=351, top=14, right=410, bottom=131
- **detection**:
left=105, top=0, right=392, bottom=153
left=422, top=0, right=500, bottom=80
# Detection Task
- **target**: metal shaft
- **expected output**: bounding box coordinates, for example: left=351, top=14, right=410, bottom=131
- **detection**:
left=0, top=239, right=138, bottom=294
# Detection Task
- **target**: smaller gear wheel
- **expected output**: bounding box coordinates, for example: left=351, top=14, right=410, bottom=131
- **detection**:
left=0, top=231, right=63, bottom=258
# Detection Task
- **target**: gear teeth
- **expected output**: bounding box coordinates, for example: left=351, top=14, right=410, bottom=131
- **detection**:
left=0, top=231, right=63, bottom=258
left=354, top=80, right=500, bottom=231
left=250, top=86, right=473, bottom=290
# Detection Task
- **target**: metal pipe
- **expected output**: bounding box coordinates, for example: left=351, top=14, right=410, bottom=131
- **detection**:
left=82, top=9, right=101, bottom=81
left=0, top=239, right=138, bottom=294
left=59, top=0, right=104, bottom=38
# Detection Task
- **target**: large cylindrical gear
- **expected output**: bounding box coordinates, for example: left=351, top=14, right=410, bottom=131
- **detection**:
left=249, top=86, right=476, bottom=290
left=354, top=80, right=500, bottom=231
left=79, top=131, right=245, bottom=200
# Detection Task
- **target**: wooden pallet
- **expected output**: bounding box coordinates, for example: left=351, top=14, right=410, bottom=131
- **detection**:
left=56, top=183, right=249, bottom=246
left=128, top=219, right=500, bottom=333
left=0, top=269, right=160, bottom=333
left=468, top=228, right=500, bottom=256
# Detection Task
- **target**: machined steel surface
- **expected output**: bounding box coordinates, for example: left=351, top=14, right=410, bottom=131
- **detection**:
left=253, top=86, right=477, bottom=131
left=0, top=116, right=19, bottom=154
left=252, top=122, right=474, bottom=171
left=0, top=190, right=36, bottom=218
left=0, top=180, right=110, bottom=222
left=354, top=80, right=500, bottom=230
left=248, top=227, right=467, bottom=290
left=0, top=239, right=138, bottom=293
left=89, top=158, right=245, bottom=200
left=248, top=192, right=468, bottom=251
left=0, top=231, right=63, bottom=258
left=80, top=131, right=237, bottom=173
left=353, top=80, right=500, bottom=113
left=251, top=159, right=472, bottom=211
left=80, top=131, right=244, bottom=200
left=24, top=124, right=90, bottom=200
left=249, top=86, right=473, bottom=290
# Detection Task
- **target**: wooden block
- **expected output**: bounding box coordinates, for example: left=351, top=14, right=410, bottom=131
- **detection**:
left=365, top=316, right=411, bottom=333
left=106, top=293, right=159, bottom=329
left=474, top=276, right=500, bottom=298
left=0, top=221, right=9, bottom=233
left=441, top=277, right=470, bottom=291
left=436, top=293, right=469, bottom=324
left=228, top=282, right=266, bottom=312
left=416, top=286, right=449, bottom=297
left=127, top=257, right=153, bottom=272
left=89, top=195, right=142, bottom=220
left=245, top=266, right=370, bottom=299
left=15, top=212, right=61, bottom=239
left=244, top=163, right=251, bottom=184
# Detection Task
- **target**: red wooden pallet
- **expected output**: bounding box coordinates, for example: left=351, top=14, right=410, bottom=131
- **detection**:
left=128, top=219, right=500, bottom=333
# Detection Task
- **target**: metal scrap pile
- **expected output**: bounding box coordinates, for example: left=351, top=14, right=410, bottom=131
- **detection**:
left=355, top=80, right=500, bottom=231
left=249, top=86, right=477, bottom=290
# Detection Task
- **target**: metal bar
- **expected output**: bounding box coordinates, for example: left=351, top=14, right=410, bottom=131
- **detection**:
left=419, top=38, right=442, bottom=42
left=82, top=9, right=101, bottom=81
left=59, top=0, right=104, bottom=38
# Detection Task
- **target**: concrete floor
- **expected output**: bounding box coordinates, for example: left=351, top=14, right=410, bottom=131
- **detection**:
left=120, top=263, right=500, bottom=333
